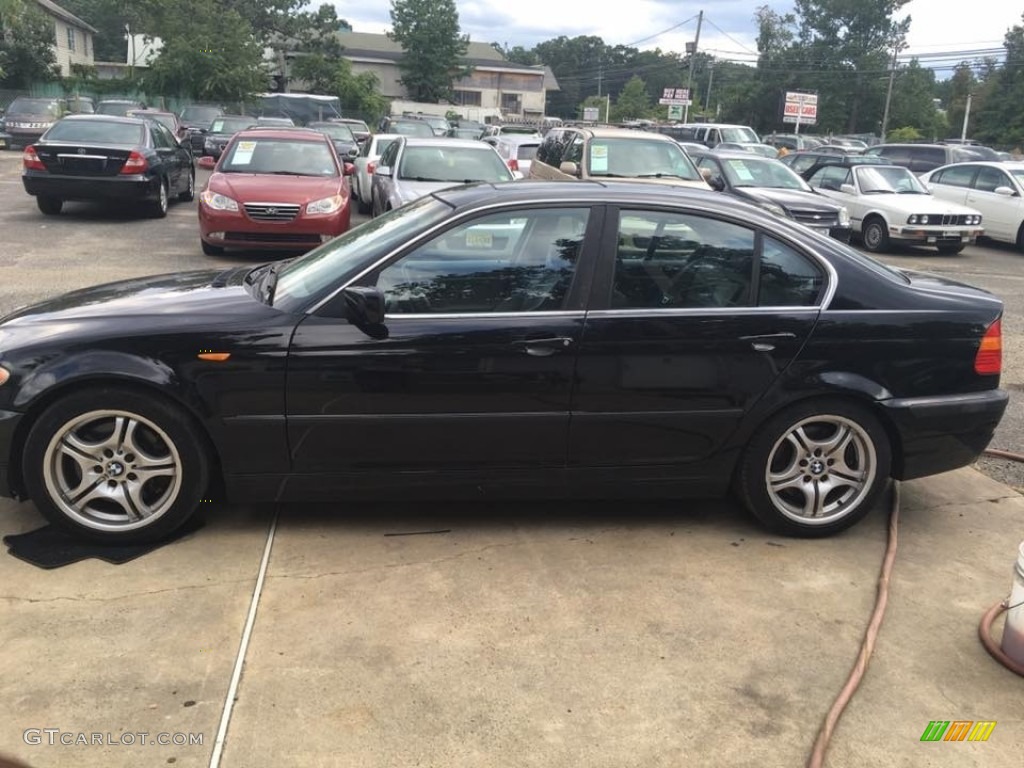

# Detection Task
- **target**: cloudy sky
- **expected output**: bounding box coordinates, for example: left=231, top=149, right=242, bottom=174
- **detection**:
left=326, top=0, right=1019, bottom=77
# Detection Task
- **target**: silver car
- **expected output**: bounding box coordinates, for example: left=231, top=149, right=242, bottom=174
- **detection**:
left=493, top=135, right=541, bottom=177
left=351, top=133, right=401, bottom=215
left=370, top=137, right=514, bottom=217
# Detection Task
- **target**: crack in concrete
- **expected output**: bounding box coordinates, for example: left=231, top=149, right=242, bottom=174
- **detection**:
left=0, top=578, right=256, bottom=604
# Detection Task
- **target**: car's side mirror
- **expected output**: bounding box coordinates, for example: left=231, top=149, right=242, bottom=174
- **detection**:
left=559, top=161, right=579, bottom=176
left=347, top=148, right=359, bottom=159
left=840, top=183, right=856, bottom=195
left=342, top=286, right=387, bottom=330
left=197, top=155, right=216, bottom=170
left=708, top=176, right=725, bottom=191
left=343, top=162, right=355, bottom=176
left=994, top=186, right=1016, bottom=197
left=374, top=166, right=392, bottom=178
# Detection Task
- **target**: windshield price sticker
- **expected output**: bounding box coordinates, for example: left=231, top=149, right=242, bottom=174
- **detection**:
left=233, top=141, right=257, bottom=164
left=590, top=144, right=608, bottom=172
left=727, top=160, right=755, bottom=181
left=466, top=230, right=493, bottom=248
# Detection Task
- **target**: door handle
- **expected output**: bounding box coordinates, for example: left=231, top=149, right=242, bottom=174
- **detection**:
left=514, top=336, right=575, bottom=357
left=739, top=332, right=797, bottom=341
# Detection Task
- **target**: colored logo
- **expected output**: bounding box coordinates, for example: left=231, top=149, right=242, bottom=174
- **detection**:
left=920, top=721, right=996, bottom=742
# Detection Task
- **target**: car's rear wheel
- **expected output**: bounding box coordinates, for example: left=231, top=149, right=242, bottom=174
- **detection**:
left=201, top=239, right=223, bottom=256
left=1016, top=223, right=1024, bottom=253
left=736, top=399, right=891, bottom=538
left=861, top=216, right=890, bottom=253
left=178, top=169, right=195, bottom=202
left=37, top=196, right=63, bottom=216
left=356, top=181, right=370, bottom=214
left=22, top=388, right=210, bottom=544
left=149, top=178, right=169, bottom=218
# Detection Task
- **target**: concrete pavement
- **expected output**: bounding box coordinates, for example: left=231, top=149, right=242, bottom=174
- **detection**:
left=1, top=470, right=1022, bottom=767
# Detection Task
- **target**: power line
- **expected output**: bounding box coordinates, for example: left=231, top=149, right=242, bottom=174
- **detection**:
left=617, top=15, right=700, bottom=49
left=703, top=16, right=758, bottom=56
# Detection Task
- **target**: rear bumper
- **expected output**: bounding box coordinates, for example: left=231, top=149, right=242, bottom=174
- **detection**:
left=23, top=173, right=161, bottom=202
left=0, top=408, right=24, bottom=499
left=881, top=389, right=1008, bottom=480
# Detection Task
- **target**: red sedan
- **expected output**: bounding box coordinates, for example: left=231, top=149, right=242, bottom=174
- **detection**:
left=197, top=128, right=353, bottom=256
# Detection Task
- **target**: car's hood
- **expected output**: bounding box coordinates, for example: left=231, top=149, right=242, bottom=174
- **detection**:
left=0, top=268, right=261, bottom=331
left=394, top=179, right=466, bottom=203
left=211, top=173, right=343, bottom=204
left=854, top=192, right=979, bottom=215
left=735, top=187, right=838, bottom=211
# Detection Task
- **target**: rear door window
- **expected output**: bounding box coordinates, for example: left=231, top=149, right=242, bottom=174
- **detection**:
left=932, top=165, right=976, bottom=187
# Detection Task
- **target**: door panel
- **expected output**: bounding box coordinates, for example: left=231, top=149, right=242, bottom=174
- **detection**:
left=966, top=167, right=1020, bottom=242
left=569, top=208, right=821, bottom=469
left=285, top=205, right=602, bottom=474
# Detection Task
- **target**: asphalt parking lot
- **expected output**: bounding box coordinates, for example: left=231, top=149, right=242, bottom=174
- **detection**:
left=0, top=150, right=1022, bottom=767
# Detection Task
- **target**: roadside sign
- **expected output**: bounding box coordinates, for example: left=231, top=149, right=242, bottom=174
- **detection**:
left=583, top=106, right=600, bottom=122
left=659, top=87, right=691, bottom=106
left=667, top=105, right=683, bottom=120
left=783, top=91, right=818, bottom=131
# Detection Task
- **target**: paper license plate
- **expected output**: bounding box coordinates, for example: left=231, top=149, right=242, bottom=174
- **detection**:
left=943, top=230, right=959, bottom=237
left=466, top=231, right=493, bottom=248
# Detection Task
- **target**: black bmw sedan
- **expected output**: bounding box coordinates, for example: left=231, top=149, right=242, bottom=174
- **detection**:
left=0, top=183, right=1007, bottom=544
left=692, top=150, right=854, bottom=243
left=21, top=115, right=194, bottom=217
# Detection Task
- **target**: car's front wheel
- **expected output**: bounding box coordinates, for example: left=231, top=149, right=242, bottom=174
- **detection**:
left=201, top=239, right=224, bottom=256
left=736, top=399, right=892, bottom=537
left=22, top=388, right=210, bottom=544
left=37, top=196, right=63, bottom=216
left=861, top=216, right=890, bottom=253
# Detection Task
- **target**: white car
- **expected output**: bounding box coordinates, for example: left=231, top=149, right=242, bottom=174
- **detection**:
left=351, top=133, right=401, bottom=215
left=806, top=163, right=984, bottom=254
left=920, top=162, right=1024, bottom=251
left=492, top=134, right=541, bottom=176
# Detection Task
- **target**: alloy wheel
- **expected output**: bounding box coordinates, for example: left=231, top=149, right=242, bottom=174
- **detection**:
left=42, top=410, right=183, bottom=532
left=764, top=414, right=877, bottom=525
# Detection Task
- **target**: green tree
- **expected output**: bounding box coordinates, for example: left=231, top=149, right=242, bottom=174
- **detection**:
left=612, top=75, right=650, bottom=121
left=491, top=43, right=538, bottom=66
left=388, top=0, right=469, bottom=102
left=0, top=0, right=60, bottom=88
left=579, top=95, right=609, bottom=122
left=888, top=59, right=941, bottom=138
left=141, top=0, right=267, bottom=102
left=60, top=0, right=140, bottom=62
left=944, top=62, right=977, bottom=140
left=533, top=35, right=605, bottom=118
left=974, top=14, right=1024, bottom=147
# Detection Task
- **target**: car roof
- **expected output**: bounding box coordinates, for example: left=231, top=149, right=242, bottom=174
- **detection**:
left=573, top=127, right=677, bottom=142
left=56, top=114, right=148, bottom=126
left=233, top=128, right=330, bottom=142
left=705, top=151, right=779, bottom=161
left=930, top=160, right=1024, bottom=171
left=401, top=137, right=495, bottom=149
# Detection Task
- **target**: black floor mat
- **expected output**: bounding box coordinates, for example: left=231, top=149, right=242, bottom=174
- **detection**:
left=3, top=518, right=204, bottom=569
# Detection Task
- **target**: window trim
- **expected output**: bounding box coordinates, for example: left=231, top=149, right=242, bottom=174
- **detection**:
left=67, top=26, right=76, bottom=52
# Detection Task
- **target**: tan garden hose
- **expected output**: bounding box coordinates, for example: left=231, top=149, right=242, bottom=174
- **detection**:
left=807, top=447, right=1024, bottom=767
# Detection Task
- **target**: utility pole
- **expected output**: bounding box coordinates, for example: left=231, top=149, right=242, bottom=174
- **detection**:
left=880, top=42, right=899, bottom=141
left=683, top=10, right=703, bottom=123
left=704, top=60, right=714, bottom=112
left=961, top=92, right=973, bottom=141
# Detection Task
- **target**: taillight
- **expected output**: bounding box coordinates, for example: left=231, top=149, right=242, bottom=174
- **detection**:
left=22, top=146, right=45, bottom=171
left=508, top=158, right=519, bottom=172
left=367, top=161, right=376, bottom=175
left=120, top=151, right=148, bottom=174
left=975, top=318, right=1002, bottom=375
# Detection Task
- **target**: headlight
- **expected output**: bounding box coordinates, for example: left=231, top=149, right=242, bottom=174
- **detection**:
left=920, top=215, right=929, bottom=224
left=199, top=191, right=239, bottom=211
left=908, top=215, right=918, bottom=224
left=306, top=195, right=344, bottom=215
left=838, top=207, right=850, bottom=226
left=760, top=202, right=787, bottom=218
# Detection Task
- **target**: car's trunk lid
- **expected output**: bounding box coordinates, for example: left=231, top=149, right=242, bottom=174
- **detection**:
left=34, top=142, right=134, bottom=176
left=899, top=268, right=1002, bottom=307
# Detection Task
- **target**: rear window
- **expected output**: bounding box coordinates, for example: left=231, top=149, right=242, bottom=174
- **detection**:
left=181, top=106, right=222, bottom=123
left=8, top=98, right=60, bottom=117
left=516, top=143, right=539, bottom=160
left=211, top=117, right=257, bottom=133
left=96, top=102, right=140, bottom=116
left=390, top=121, right=433, bottom=137
left=44, top=120, right=144, bottom=145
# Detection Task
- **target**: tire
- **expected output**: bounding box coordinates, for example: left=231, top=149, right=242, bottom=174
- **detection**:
left=201, top=239, right=223, bottom=256
left=37, top=196, right=63, bottom=216
left=22, top=387, right=210, bottom=544
left=178, top=169, right=195, bottom=202
left=936, top=243, right=964, bottom=255
left=1016, top=224, right=1024, bottom=253
left=736, top=398, right=892, bottom=538
left=861, top=216, right=890, bottom=253
left=356, top=181, right=371, bottom=215
left=149, top=178, right=169, bottom=218
left=370, top=191, right=380, bottom=219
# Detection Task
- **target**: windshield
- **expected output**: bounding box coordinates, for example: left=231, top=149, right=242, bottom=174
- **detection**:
left=44, top=120, right=144, bottom=145
left=130, top=112, right=176, bottom=132
left=341, top=120, right=369, bottom=133
left=9, top=98, right=60, bottom=117
left=312, top=124, right=355, bottom=141
left=721, top=157, right=811, bottom=190
left=452, top=128, right=482, bottom=138
left=856, top=166, right=928, bottom=194
left=1009, top=169, right=1024, bottom=188
left=181, top=106, right=221, bottom=123
left=586, top=138, right=701, bottom=180
left=391, top=121, right=434, bottom=137
left=211, top=117, right=257, bottom=134
left=96, top=102, right=138, bottom=116
left=398, top=146, right=513, bottom=183
left=417, top=116, right=448, bottom=130
left=258, top=117, right=294, bottom=126
left=721, top=127, right=760, bottom=143
left=501, top=126, right=540, bottom=135
left=221, top=138, right=338, bottom=176
left=273, top=197, right=451, bottom=311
